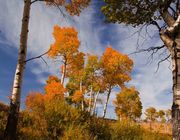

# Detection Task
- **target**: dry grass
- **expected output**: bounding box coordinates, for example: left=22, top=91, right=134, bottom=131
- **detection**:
left=141, top=122, right=172, bottom=135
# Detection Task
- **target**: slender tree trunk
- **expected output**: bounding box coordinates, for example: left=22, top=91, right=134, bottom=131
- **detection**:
left=103, top=87, right=111, bottom=118
left=4, top=0, right=31, bottom=139
left=172, top=37, right=180, bottom=139
left=88, top=86, right=93, bottom=113
left=61, top=60, right=67, bottom=85
left=92, top=90, right=100, bottom=115
left=159, top=12, right=180, bottom=139
left=80, top=80, right=84, bottom=111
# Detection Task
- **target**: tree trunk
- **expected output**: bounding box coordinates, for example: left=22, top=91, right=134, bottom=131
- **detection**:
left=88, top=86, right=93, bottom=113
left=4, top=0, right=31, bottom=139
left=159, top=12, right=180, bottom=139
left=103, top=87, right=111, bottom=118
left=80, top=80, right=84, bottom=111
left=92, top=90, right=100, bottom=115
left=172, top=35, right=180, bottom=139
left=61, top=60, right=67, bottom=85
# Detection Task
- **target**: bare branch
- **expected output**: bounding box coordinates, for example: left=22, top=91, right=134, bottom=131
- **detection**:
left=25, top=50, right=49, bottom=63
left=169, top=6, right=177, bottom=18
left=129, top=45, right=165, bottom=56
left=31, top=0, right=44, bottom=5
left=155, top=54, right=171, bottom=73
left=150, top=19, right=161, bottom=31
left=52, top=2, right=67, bottom=19
left=40, top=56, right=48, bottom=67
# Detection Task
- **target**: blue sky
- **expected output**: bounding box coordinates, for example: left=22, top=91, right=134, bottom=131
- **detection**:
left=0, top=0, right=172, bottom=119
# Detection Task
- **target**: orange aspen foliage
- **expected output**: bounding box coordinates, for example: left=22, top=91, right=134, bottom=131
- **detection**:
left=48, top=25, right=80, bottom=60
left=45, top=0, right=91, bottom=16
left=25, top=92, right=45, bottom=112
left=100, top=46, right=133, bottom=87
left=48, top=25, right=81, bottom=84
left=65, top=0, right=91, bottom=15
left=44, top=76, right=66, bottom=101
left=100, top=46, right=134, bottom=118
left=72, top=90, right=83, bottom=103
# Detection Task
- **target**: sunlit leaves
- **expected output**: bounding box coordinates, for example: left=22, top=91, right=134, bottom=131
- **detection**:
left=114, top=87, right=142, bottom=120
left=100, top=46, right=133, bottom=88
left=65, top=0, right=91, bottom=16
left=102, top=0, right=164, bottom=26
left=48, top=25, right=80, bottom=60
left=145, top=107, right=157, bottom=122
left=44, top=76, right=66, bottom=100
left=45, top=0, right=91, bottom=16
left=25, top=92, right=45, bottom=112
left=72, top=90, right=84, bottom=103
left=66, top=52, right=85, bottom=80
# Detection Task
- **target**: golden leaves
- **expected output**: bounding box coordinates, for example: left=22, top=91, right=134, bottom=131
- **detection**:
left=48, top=25, right=80, bottom=62
left=72, top=90, right=83, bottom=103
left=114, top=87, right=142, bottom=120
left=25, top=92, right=45, bottom=112
left=45, top=0, right=91, bottom=16
left=100, top=46, right=133, bottom=87
left=44, top=75, right=66, bottom=101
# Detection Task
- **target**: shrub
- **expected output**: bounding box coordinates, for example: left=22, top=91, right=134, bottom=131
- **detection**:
left=61, top=125, right=91, bottom=140
left=87, top=117, right=111, bottom=140
left=111, top=120, right=143, bottom=140
left=18, top=111, right=47, bottom=140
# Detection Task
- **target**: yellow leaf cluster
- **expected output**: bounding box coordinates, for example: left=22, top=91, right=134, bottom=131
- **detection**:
left=114, top=87, right=142, bottom=120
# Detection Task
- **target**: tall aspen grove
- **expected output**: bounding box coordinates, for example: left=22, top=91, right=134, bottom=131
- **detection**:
left=0, top=0, right=177, bottom=139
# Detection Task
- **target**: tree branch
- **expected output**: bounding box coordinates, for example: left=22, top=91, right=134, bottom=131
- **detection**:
left=155, top=54, right=171, bottom=73
left=31, top=0, right=44, bottom=5
left=25, top=50, right=49, bottom=63
left=129, top=45, right=165, bottom=55
left=150, top=19, right=161, bottom=31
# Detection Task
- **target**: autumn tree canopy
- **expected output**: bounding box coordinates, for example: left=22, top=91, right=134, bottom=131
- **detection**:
left=145, top=107, right=157, bottom=122
left=45, top=0, right=91, bottom=16
left=100, top=46, right=134, bottom=117
left=48, top=25, right=81, bottom=84
left=100, top=47, right=133, bottom=88
left=114, top=87, right=142, bottom=120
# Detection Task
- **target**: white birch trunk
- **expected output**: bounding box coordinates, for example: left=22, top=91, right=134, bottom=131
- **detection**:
left=80, top=80, right=84, bottom=111
left=102, top=87, right=111, bottom=118
left=88, top=86, right=93, bottom=113
left=171, top=34, right=180, bottom=140
left=92, top=90, right=100, bottom=115
left=4, top=0, right=31, bottom=139
left=61, top=60, right=67, bottom=85
left=160, top=13, right=180, bottom=139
